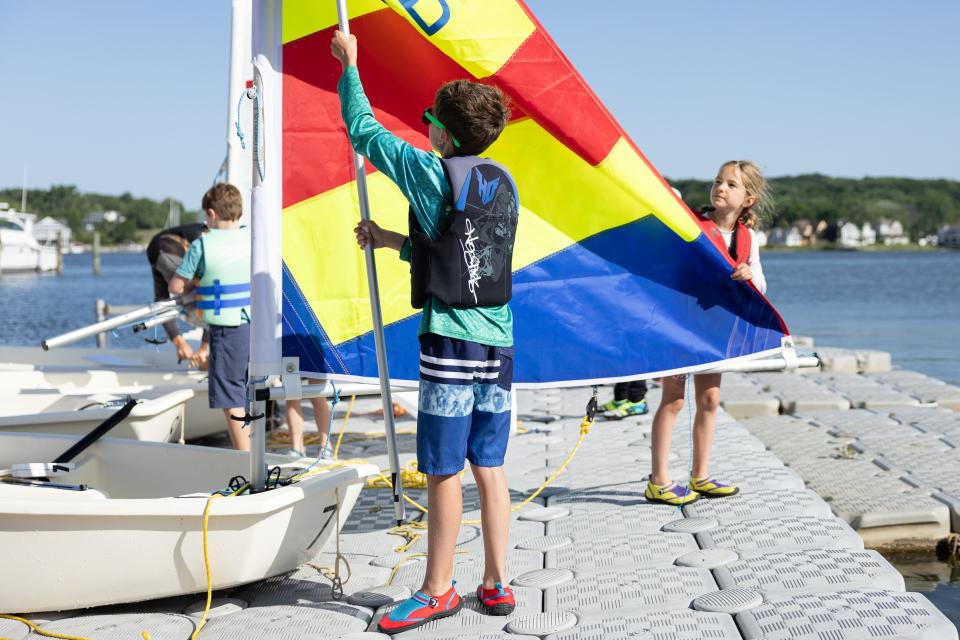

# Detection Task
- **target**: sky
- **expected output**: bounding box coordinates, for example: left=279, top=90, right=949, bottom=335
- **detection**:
left=1, top=1, right=958, bottom=207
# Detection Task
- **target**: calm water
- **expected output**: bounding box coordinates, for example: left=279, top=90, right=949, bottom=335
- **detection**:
left=0, top=252, right=157, bottom=350
left=763, top=250, right=960, bottom=385
left=885, top=554, right=960, bottom=628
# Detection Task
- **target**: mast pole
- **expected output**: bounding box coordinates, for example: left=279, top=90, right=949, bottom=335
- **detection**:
left=248, top=0, right=283, bottom=492
left=335, top=0, right=405, bottom=525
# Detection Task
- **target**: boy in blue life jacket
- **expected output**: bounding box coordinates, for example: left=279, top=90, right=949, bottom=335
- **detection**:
left=169, top=183, right=252, bottom=451
left=332, top=31, right=520, bottom=634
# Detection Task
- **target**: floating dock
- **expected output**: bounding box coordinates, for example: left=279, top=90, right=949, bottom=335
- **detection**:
left=2, top=348, right=958, bottom=639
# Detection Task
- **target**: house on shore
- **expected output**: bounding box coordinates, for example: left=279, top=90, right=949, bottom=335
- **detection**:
left=767, top=226, right=802, bottom=247
left=82, top=210, right=125, bottom=232
left=32, top=216, right=72, bottom=247
left=939, top=225, right=960, bottom=248
left=877, top=218, right=909, bottom=246
left=838, top=221, right=877, bottom=248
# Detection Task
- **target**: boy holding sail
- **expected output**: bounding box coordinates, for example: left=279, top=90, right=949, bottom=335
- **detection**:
left=332, top=31, right=520, bottom=633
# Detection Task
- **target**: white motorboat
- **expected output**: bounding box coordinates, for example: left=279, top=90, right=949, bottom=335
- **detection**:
left=0, top=387, right=195, bottom=442
left=0, top=431, right=377, bottom=613
left=0, top=208, right=58, bottom=272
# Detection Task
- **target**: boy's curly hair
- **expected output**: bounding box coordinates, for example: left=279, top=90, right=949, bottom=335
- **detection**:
left=434, top=80, right=511, bottom=156
left=202, top=182, right=243, bottom=221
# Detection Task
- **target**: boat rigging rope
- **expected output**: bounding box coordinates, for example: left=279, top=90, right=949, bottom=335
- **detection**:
left=234, top=89, right=250, bottom=151
left=306, top=487, right=350, bottom=600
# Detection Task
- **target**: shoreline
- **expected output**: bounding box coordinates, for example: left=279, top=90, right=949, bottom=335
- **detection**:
left=762, top=243, right=949, bottom=253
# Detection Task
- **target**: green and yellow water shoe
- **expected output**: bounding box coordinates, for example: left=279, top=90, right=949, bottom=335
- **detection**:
left=604, top=399, right=649, bottom=420
left=644, top=480, right=700, bottom=505
left=690, top=476, right=739, bottom=498
left=599, top=398, right=629, bottom=412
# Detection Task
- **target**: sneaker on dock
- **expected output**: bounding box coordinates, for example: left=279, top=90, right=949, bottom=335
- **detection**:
left=599, top=398, right=629, bottom=412
left=476, top=581, right=516, bottom=616
left=689, top=476, right=739, bottom=498
left=645, top=480, right=699, bottom=505
left=378, top=585, right=463, bottom=635
left=603, top=398, right=649, bottom=420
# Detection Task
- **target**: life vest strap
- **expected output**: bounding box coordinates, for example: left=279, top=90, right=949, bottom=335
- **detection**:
left=196, top=297, right=251, bottom=314
left=195, top=282, right=251, bottom=296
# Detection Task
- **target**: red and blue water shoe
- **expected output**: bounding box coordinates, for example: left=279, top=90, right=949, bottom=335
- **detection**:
left=378, top=584, right=463, bottom=635
left=476, top=582, right=516, bottom=615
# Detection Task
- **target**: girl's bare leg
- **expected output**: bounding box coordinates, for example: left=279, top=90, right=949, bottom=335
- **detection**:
left=650, top=376, right=686, bottom=485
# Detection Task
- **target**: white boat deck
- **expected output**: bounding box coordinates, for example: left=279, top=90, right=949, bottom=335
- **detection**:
left=2, top=365, right=958, bottom=639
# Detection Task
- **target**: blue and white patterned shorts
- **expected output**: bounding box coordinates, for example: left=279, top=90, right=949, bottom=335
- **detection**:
left=416, top=333, right=513, bottom=475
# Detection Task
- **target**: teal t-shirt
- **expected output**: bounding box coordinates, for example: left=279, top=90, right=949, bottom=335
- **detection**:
left=338, top=66, right=513, bottom=347
left=176, top=238, right=205, bottom=280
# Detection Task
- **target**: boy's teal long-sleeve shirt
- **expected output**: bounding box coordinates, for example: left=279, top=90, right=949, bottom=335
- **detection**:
left=337, top=66, right=513, bottom=348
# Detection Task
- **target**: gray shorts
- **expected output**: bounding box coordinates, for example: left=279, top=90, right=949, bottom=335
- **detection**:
left=208, top=324, right=250, bottom=409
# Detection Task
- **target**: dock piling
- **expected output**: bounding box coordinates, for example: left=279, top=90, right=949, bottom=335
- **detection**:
left=92, top=231, right=101, bottom=276
left=95, top=298, right=107, bottom=349
left=55, top=231, right=64, bottom=274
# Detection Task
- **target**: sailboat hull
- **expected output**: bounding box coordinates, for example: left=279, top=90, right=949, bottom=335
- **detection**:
left=0, top=433, right=377, bottom=613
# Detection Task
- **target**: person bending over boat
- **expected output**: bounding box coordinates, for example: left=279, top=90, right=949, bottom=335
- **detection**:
left=168, top=183, right=252, bottom=451
left=646, top=160, right=770, bottom=506
left=145, top=222, right=210, bottom=366
left=332, top=30, right=520, bottom=634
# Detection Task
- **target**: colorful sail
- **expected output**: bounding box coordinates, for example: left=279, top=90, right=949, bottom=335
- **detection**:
left=279, top=0, right=789, bottom=386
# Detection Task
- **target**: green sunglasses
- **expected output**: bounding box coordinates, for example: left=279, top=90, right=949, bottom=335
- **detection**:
left=422, top=108, right=461, bottom=148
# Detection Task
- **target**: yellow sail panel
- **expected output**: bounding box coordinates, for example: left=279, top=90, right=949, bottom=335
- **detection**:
left=382, top=0, right=535, bottom=78
left=283, top=174, right=410, bottom=345
left=487, top=120, right=701, bottom=247
left=282, top=0, right=386, bottom=44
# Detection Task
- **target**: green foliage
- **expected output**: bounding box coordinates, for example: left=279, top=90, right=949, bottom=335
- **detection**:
left=0, top=185, right=199, bottom=245
left=667, top=175, right=960, bottom=239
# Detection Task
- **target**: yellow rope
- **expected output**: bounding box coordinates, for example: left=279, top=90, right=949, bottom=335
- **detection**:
left=332, top=395, right=356, bottom=460
left=384, top=553, right=428, bottom=586
left=366, top=459, right=433, bottom=490
left=0, top=616, right=91, bottom=640
left=191, top=483, right=249, bottom=640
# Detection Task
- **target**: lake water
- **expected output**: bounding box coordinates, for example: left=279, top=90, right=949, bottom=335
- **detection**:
left=762, top=250, right=960, bottom=385
left=1, top=249, right=959, bottom=625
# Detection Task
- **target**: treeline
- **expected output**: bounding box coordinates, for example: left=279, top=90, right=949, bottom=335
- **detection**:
left=0, top=185, right=196, bottom=245
left=4, top=175, right=960, bottom=243
left=668, top=174, right=960, bottom=239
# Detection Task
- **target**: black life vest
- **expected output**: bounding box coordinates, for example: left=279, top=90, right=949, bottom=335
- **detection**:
left=699, top=207, right=752, bottom=263
left=409, top=156, right=519, bottom=309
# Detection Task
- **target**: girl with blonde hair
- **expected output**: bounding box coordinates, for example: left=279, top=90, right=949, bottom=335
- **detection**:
left=645, top=160, right=771, bottom=505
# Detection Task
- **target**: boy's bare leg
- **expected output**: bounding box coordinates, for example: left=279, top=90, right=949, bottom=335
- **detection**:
left=471, top=464, right=510, bottom=588
left=225, top=408, right=250, bottom=451
left=691, top=374, right=722, bottom=478
left=310, top=395, right=331, bottom=450
left=650, top=376, right=685, bottom=485
left=422, top=473, right=462, bottom=596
